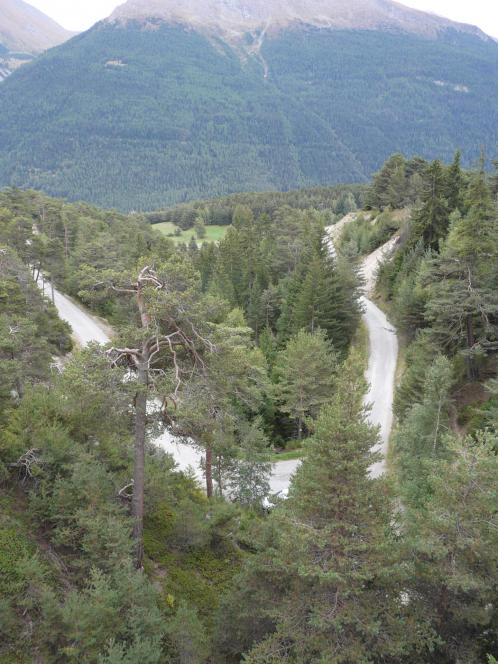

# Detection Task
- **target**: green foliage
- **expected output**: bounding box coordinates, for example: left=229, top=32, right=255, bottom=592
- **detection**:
left=405, top=432, right=498, bottom=663
left=149, top=184, right=365, bottom=229
left=174, top=308, right=272, bottom=499
left=411, top=160, right=450, bottom=250
left=424, top=168, right=498, bottom=378
left=165, top=601, right=210, bottom=664
left=393, top=355, right=454, bottom=507
left=366, top=153, right=427, bottom=210
left=1, top=154, right=496, bottom=662
left=0, top=245, right=72, bottom=419
left=225, top=352, right=425, bottom=662
left=394, top=331, right=438, bottom=421
left=193, top=201, right=362, bottom=419
left=339, top=209, right=400, bottom=258
left=155, top=222, right=228, bottom=245
left=1, top=25, right=497, bottom=209
left=273, top=329, right=337, bottom=439
left=44, top=566, right=163, bottom=662
left=0, top=527, right=32, bottom=596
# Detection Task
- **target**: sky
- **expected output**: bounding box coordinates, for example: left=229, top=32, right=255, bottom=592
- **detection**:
left=24, top=0, right=498, bottom=37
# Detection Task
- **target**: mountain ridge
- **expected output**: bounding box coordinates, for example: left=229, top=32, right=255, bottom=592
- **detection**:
left=109, top=0, right=490, bottom=43
left=0, top=2, right=497, bottom=209
left=0, top=0, right=73, bottom=80
left=0, top=0, right=73, bottom=53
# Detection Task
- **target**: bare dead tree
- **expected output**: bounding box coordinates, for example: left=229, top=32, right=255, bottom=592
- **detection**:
left=118, top=480, right=134, bottom=502
left=9, top=449, right=43, bottom=484
left=103, top=266, right=213, bottom=569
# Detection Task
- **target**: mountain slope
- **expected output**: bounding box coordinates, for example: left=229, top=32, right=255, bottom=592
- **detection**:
left=0, top=0, right=497, bottom=210
left=110, top=0, right=488, bottom=41
left=0, top=0, right=72, bottom=80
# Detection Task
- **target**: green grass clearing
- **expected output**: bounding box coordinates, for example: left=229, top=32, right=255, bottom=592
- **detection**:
left=270, top=448, right=306, bottom=462
left=153, top=222, right=229, bottom=245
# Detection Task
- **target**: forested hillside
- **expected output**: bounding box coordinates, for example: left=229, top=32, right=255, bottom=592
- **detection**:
left=0, top=152, right=496, bottom=664
left=0, top=18, right=497, bottom=209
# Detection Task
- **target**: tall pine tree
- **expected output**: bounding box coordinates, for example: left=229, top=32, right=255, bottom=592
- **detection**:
left=234, top=353, right=422, bottom=663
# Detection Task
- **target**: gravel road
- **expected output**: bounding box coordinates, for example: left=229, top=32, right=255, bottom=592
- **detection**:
left=36, top=215, right=398, bottom=494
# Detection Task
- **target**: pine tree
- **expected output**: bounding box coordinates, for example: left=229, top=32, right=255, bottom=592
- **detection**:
left=175, top=310, right=270, bottom=498
left=425, top=168, right=498, bottom=380
left=165, top=600, right=210, bottom=664
left=412, top=160, right=450, bottom=250
left=394, top=331, right=437, bottom=421
left=239, top=353, right=422, bottom=663
left=274, top=329, right=337, bottom=439
left=292, top=248, right=362, bottom=353
left=405, top=432, right=498, bottom=663
left=393, top=354, right=454, bottom=507
left=366, top=153, right=407, bottom=210
left=445, top=150, right=464, bottom=214
left=292, top=256, right=327, bottom=335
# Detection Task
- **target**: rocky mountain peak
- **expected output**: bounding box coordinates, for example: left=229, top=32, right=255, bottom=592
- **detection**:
left=109, top=0, right=487, bottom=41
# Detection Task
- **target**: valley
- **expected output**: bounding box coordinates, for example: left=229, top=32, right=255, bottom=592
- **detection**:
left=0, top=0, right=496, bottom=662
left=0, top=149, right=496, bottom=660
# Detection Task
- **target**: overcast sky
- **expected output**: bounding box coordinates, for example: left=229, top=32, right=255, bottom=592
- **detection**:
left=25, top=0, right=498, bottom=38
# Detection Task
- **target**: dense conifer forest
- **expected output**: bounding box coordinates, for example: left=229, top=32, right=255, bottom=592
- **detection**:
left=1, top=22, right=498, bottom=210
left=0, top=152, right=496, bottom=662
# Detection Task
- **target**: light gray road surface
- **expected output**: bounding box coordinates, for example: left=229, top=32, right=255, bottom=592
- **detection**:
left=36, top=218, right=398, bottom=494
left=36, top=275, right=110, bottom=346
left=361, top=237, right=399, bottom=478
left=271, top=228, right=399, bottom=491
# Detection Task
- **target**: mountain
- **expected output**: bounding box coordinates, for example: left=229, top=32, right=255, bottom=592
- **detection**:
left=0, top=0, right=72, bottom=80
left=0, top=0, right=497, bottom=210
left=110, top=0, right=487, bottom=41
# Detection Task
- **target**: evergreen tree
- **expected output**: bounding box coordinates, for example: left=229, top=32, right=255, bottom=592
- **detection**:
left=394, top=331, right=438, bottom=421
left=175, top=310, right=270, bottom=498
left=445, top=150, right=464, bottom=214
left=425, top=168, right=498, bottom=380
left=366, top=153, right=407, bottom=210
left=273, top=329, right=337, bottom=439
left=240, top=353, right=422, bottom=663
left=393, top=355, right=453, bottom=507
left=405, top=432, right=498, bottom=663
left=412, top=160, right=450, bottom=250
left=292, top=248, right=362, bottom=353
left=165, top=600, right=210, bottom=664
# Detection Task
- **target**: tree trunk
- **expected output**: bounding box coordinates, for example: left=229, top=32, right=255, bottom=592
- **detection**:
left=205, top=445, right=214, bottom=498
left=217, top=456, right=223, bottom=498
left=63, top=222, right=70, bottom=260
left=132, top=353, right=148, bottom=569
left=297, top=417, right=303, bottom=441
left=465, top=315, right=479, bottom=381
left=137, top=286, right=151, bottom=329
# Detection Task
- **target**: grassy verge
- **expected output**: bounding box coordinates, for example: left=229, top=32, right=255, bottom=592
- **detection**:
left=153, top=222, right=229, bottom=245
left=269, top=448, right=306, bottom=463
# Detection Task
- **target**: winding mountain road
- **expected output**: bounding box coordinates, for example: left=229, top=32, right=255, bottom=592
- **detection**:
left=36, top=275, right=111, bottom=345
left=360, top=237, right=399, bottom=478
left=37, top=215, right=398, bottom=494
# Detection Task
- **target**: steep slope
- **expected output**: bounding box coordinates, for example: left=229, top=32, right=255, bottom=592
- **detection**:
left=110, top=0, right=487, bottom=41
left=0, top=0, right=72, bottom=80
left=0, top=0, right=497, bottom=209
